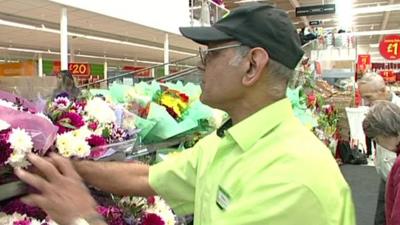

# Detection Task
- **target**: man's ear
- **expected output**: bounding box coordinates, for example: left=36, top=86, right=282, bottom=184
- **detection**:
left=242, top=48, right=269, bottom=86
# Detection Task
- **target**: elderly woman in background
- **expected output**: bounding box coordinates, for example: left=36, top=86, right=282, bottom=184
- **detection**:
left=363, top=101, right=400, bottom=225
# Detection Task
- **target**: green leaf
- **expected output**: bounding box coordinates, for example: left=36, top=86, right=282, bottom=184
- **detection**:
left=102, top=127, right=111, bottom=138
left=58, top=121, right=77, bottom=129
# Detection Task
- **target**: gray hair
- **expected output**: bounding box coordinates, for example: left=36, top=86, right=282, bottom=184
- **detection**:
left=363, top=101, right=400, bottom=138
left=357, top=72, right=386, bottom=91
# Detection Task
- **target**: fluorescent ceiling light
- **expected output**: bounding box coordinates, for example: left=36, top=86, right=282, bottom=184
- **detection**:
left=336, top=0, right=353, bottom=30
left=0, top=19, right=196, bottom=56
left=354, top=29, right=400, bottom=36
left=353, top=4, right=400, bottom=14
left=0, top=46, right=195, bottom=66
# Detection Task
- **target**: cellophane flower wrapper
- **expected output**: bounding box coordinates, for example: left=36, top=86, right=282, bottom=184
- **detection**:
left=0, top=90, right=38, bottom=113
left=0, top=105, right=57, bottom=153
left=89, top=136, right=138, bottom=160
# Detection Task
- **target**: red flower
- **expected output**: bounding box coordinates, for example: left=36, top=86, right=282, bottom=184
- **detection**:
left=179, top=93, right=189, bottom=103
left=147, top=196, right=156, bottom=205
left=88, top=122, right=98, bottom=131
left=325, top=105, right=334, bottom=116
left=86, top=135, right=107, bottom=147
left=307, top=93, right=316, bottom=107
left=141, top=213, right=164, bottom=225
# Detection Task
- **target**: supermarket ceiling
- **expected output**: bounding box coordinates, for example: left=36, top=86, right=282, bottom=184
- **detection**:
left=0, top=0, right=399, bottom=65
left=225, top=0, right=400, bottom=46
left=0, top=0, right=198, bottom=66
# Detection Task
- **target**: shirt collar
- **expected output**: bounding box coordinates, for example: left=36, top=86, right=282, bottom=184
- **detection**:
left=225, top=98, right=293, bottom=151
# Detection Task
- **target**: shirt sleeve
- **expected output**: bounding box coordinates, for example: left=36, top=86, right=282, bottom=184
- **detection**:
left=148, top=145, right=200, bottom=215
left=211, top=182, right=356, bottom=225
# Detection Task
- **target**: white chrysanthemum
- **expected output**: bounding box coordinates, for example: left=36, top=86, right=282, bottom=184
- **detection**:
left=56, top=132, right=75, bottom=157
left=145, top=197, right=176, bottom=225
left=56, top=132, right=91, bottom=158
left=73, top=139, right=91, bottom=158
left=85, top=98, right=116, bottom=124
left=0, top=99, right=16, bottom=110
left=8, top=128, right=33, bottom=152
left=0, top=212, right=57, bottom=225
left=0, top=119, right=10, bottom=131
left=72, top=126, right=93, bottom=139
left=6, top=152, right=31, bottom=168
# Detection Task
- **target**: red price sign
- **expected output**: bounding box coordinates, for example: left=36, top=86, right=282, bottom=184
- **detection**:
left=68, top=63, right=90, bottom=75
left=379, top=70, right=396, bottom=83
left=357, top=54, right=371, bottom=71
left=379, top=35, right=400, bottom=60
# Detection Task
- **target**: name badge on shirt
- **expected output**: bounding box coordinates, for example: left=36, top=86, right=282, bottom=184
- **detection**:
left=216, top=186, right=231, bottom=210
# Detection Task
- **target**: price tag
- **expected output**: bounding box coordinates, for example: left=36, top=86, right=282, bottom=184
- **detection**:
left=68, top=63, right=91, bottom=75
left=379, top=35, right=400, bottom=60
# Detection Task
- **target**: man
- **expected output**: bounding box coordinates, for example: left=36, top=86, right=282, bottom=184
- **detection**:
left=357, top=73, right=400, bottom=225
left=15, top=4, right=356, bottom=225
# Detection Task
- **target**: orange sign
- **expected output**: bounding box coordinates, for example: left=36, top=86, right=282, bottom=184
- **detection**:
left=0, top=61, right=36, bottom=76
left=68, top=63, right=90, bottom=75
left=379, top=35, right=400, bottom=60
left=53, top=61, right=91, bottom=75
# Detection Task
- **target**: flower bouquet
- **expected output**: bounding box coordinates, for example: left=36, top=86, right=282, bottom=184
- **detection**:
left=46, top=93, right=137, bottom=160
left=123, top=81, right=219, bottom=144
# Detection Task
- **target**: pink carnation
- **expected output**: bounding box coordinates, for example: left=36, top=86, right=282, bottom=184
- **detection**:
left=13, top=219, right=31, bottom=225
left=147, top=196, right=156, bottom=205
left=141, top=213, right=164, bottom=225
left=86, top=135, right=107, bottom=147
left=88, top=122, right=98, bottom=131
left=56, top=112, right=84, bottom=133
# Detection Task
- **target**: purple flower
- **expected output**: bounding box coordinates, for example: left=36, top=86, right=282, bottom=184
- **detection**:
left=55, top=92, right=69, bottom=98
left=0, top=138, right=12, bottom=165
left=3, top=199, right=47, bottom=220
left=13, top=219, right=31, bottom=225
left=56, top=112, right=84, bottom=133
left=141, top=213, right=164, bottom=225
left=97, top=206, right=127, bottom=225
left=0, top=129, right=12, bottom=165
left=109, top=127, right=129, bottom=143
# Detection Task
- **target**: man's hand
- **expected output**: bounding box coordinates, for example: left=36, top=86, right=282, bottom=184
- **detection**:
left=15, top=153, right=100, bottom=225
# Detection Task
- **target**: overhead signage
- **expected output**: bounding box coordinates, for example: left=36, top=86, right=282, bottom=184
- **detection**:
left=309, top=20, right=322, bottom=26
left=0, top=61, right=35, bottom=76
left=296, top=4, right=335, bottom=17
left=379, top=70, right=396, bottom=83
left=379, top=35, right=400, bottom=60
left=68, top=63, right=91, bottom=76
left=53, top=61, right=91, bottom=76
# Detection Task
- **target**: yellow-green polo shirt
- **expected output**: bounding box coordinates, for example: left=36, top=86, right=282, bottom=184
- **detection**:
left=149, top=98, right=356, bottom=225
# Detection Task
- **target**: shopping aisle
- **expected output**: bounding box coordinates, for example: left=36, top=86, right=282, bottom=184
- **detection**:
left=341, top=165, right=380, bottom=225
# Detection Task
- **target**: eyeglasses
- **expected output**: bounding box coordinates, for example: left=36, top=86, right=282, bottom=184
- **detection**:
left=199, top=44, right=242, bottom=65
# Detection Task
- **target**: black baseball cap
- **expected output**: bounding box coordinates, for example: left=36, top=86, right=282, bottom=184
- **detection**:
left=179, top=3, right=304, bottom=69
